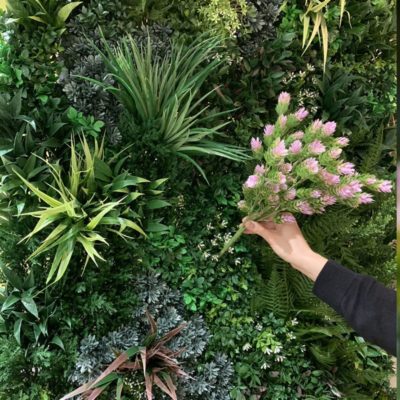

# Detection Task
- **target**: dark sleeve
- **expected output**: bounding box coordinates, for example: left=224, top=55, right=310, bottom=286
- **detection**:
left=312, top=259, right=396, bottom=356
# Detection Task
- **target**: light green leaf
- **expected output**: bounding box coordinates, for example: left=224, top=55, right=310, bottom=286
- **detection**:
left=56, top=2, right=82, bottom=23
left=14, top=171, right=62, bottom=208
left=86, top=202, right=120, bottom=231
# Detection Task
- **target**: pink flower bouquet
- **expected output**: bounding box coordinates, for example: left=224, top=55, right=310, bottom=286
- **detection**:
left=220, top=92, right=393, bottom=256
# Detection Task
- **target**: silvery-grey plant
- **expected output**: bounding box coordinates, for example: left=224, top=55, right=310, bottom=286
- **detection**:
left=69, top=272, right=233, bottom=399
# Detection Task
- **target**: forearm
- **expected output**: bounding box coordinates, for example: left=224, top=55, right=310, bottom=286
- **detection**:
left=290, top=250, right=328, bottom=281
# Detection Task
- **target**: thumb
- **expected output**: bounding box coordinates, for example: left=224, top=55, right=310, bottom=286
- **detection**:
left=244, top=220, right=269, bottom=237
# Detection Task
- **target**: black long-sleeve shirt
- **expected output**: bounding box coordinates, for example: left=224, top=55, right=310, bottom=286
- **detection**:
left=312, top=259, right=396, bottom=356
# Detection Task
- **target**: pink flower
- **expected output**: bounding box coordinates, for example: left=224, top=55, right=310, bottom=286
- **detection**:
left=337, top=162, right=355, bottom=176
left=254, top=164, right=266, bottom=175
left=297, top=201, right=314, bottom=215
left=250, top=137, right=262, bottom=151
left=329, top=148, right=342, bottom=159
left=311, top=119, right=323, bottom=132
left=366, top=177, right=377, bottom=185
left=337, top=185, right=356, bottom=199
left=278, top=172, right=287, bottom=184
left=308, top=140, right=326, bottom=155
left=336, top=137, right=350, bottom=147
left=289, top=140, right=302, bottom=154
left=311, top=190, right=322, bottom=198
left=281, top=212, right=296, bottom=223
left=358, top=193, right=374, bottom=204
left=278, top=91, right=291, bottom=104
left=279, top=115, right=287, bottom=128
left=279, top=163, right=293, bottom=174
left=292, top=131, right=304, bottom=140
left=320, top=169, right=340, bottom=185
left=322, top=121, right=336, bottom=136
left=264, top=124, right=275, bottom=136
left=304, top=157, right=319, bottom=174
left=280, top=183, right=288, bottom=191
left=349, top=180, right=363, bottom=193
left=285, top=188, right=297, bottom=200
left=272, top=140, right=288, bottom=157
left=321, top=194, right=337, bottom=205
left=272, top=184, right=281, bottom=193
left=294, top=107, right=309, bottom=121
left=244, top=175, right=260, bottom=188
left=378, top=180, right=392, bottom=193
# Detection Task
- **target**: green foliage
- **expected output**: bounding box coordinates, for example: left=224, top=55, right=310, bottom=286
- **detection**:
left=87, top=32, right=248, bottom=180
left=6, top=0, right=82, bottom=31
left=197, top=0, right=248, bottom=36
left=0, top=263, right=71, bottom=355
left=17, top=136, right=168, bottom=284
left=0, top=0, right=395, bottom=398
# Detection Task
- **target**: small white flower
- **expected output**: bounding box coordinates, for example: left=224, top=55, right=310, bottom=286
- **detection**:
left=206, top=223, right=213, bottom=231
left=197, top=242, right=205, bottom=250
left=261, top=362, right=269, bottom=370
left=228, top=247, right=234, bottom=254
left=290, top=318, right=298, bottom=326
left=234, top=258, right=241, bottom=266
left=255, top=323, right=263, bottom=331
left=211, top=239, right=218, bottom=247
left=211, top=255, right=219, bottom=262
left=273, top=346, right=282, bottom=354
left=287, top=333, right=296, bottom=340
left=276, top=355, right=285, bottom=362
left=221, top=220, right=228, bottom=228
left=203, top=251, right=210, bottom=259
left=242, top=343, right=252, bottom=351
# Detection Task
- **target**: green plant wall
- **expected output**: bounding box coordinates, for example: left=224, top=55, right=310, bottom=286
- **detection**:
left=0, top=0, right=396, bottom=399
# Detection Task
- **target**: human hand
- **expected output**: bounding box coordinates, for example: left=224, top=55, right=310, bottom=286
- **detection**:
left=242, top=217, right=328, bottom=281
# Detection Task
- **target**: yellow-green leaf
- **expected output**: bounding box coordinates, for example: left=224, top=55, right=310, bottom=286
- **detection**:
left=14, top=171, right=62, bottom=208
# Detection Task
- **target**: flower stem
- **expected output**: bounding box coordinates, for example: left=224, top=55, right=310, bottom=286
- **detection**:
left=219, top=224, right=247, bottom=257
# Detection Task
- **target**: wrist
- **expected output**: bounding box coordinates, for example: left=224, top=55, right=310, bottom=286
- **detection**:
left=291, top=250, right=328, bottom=281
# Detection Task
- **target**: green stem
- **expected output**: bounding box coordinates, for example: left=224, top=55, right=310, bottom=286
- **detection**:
left=219, top=224, right=246, bottom=257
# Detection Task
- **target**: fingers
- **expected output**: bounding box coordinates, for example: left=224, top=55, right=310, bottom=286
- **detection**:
left=243, top=219, right=275, bottom=237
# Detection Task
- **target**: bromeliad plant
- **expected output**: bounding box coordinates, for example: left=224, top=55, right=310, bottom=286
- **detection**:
left=62, top=311, right=188, bottom=400
left=220, top=92, right=393, bottom=255
left=83, top=32, right=248, bottom=180
left=16, top=136, right=169, bottom=284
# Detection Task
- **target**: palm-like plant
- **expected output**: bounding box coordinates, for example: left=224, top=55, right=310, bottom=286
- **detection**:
left=16, top=136, right=168, bottom=284
left=62, top=311, right=188, bottom=400
left=83, top=32, right=249, bottom=181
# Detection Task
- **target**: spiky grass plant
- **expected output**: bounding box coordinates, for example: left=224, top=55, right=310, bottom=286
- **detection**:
left=82, top=32, right=248, bottom=181
left=62, top=311, right=188, bottom=400
left=16, top=136, right=168, bottom=284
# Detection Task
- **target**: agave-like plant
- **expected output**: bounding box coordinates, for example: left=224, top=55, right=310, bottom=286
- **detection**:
left=62, top=311, right=188, bottom=400
left=16, top=136, right=168, bottom=284
left=82, top=32, right=249, bottom=181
